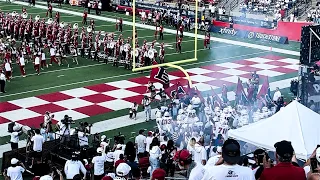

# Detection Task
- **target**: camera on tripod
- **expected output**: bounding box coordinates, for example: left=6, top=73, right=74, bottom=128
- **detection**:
left=61, top=115, right=75, bottom=125
left=114, top=132, right=125, bottom=144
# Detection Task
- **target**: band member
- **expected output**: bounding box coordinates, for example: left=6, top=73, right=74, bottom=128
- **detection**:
left=204, top=32, right=211, bottom=49
left=159, top=43, right=165, bottom=64
left=159, top=25, right=164, bottom=40
left=176, top=36, right=182, bottom=53
left=55, top=12, right=60, bottom=23
left=18, top=54, right=26, bottom=77
left=71, top=46, right=78, bottom=65
left=49, top=46, right=59, bottom=66
left=41, top=50, right=48, bottom=69
left=90, top=19, right=95, bottom=31
left=82, top=10, right=88, bottom=25
left=34, top=54, right=40, bottom=75
left=4, top=60, right=12, bottom=81
left=47, top=3, right=53, bottom=18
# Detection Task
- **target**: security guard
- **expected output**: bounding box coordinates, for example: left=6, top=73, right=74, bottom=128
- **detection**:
left=0, top=70, right=6, bottom=93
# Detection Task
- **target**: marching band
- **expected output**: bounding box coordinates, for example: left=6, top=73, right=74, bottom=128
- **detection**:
left=0, top=9, right=169, bottom=78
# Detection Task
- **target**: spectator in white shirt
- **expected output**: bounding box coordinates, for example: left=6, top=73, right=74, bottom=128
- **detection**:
left=205, top=146, right=222, bottom=168
left=202, top=139, right=255, bottom=180
left=10, top=125, right=23, bottom=150
left=31, top=129, right=44, bottom=159
left=273, top=87, right=282, bottom=102
left=193, top=139, right=207, bottom=166
left=135, top=129, right=146, bottom=157
left=218, top=7, right=223, bottom=14
left=113, top=144, right=124, bottom=166
left=92, top=147, right=107, bottom=180
left=4, top=158, right=26, bottom=180
left=145, top=131, right=154, bottom=152
left=64, top=153, right=86, bottom=180
left=100, top=135, right=109, bottom=155
left=149, top=137, right=161, bottom=176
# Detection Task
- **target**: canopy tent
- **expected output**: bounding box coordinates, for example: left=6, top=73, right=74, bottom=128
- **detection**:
left=228, top=100, right=320, bottom=160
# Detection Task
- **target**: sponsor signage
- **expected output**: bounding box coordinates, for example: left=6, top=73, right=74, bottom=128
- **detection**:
left=217, top=15, right=275, bottom=29
left=211, top=26, right=288, bottom=44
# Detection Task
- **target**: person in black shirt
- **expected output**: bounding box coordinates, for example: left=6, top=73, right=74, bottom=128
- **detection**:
left=31, top=158, right=51, bottom=177
left=158, top=88, right=167, bottom=105
left=147, top=82, right=156, bottom=99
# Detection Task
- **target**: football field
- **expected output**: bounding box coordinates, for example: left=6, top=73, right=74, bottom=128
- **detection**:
left=0, top=0, right=301, bottom=158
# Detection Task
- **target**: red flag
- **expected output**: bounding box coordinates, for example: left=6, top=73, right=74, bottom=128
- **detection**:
left=194, top=86, right=204, bottom=102
left=257, top=77, right=270, bottom=98
left=235, top=77, right=248, bottom=103
left=165, top=82, right=187, bottom=98
left=149, top=61, right=169, bottom=88
left=211, top=87, right=222, bottom=106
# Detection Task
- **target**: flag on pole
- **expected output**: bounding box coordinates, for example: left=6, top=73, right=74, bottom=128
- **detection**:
left=221, top=84, right=228, bottom=103
left=164, top=82, right=187, bottom=98
left=257, top=77, right=271, bottom=108
left=149, top=61, right=170, bottom=89
left=235, top=77, right=248, bottom=104
left=211, top=87, right=222, bottom=107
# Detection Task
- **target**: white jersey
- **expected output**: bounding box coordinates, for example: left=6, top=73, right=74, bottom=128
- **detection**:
left=215, top=124, right=229, bottom=139
left=4, top=62, right=11, bottom=71
left=41, top=53, right=45, bottom=60
left=19, top=57, right=25, bottom=66
left=34, top=57, right=40, bottom=65
left=49, top=48, right=56, bottom=56
left=161, top=116, right=173, bottom=133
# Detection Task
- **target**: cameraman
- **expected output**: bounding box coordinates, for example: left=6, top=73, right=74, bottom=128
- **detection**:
left=252, top=149, right=269, bottom=179
left=56, top=115, right=71, bottom=144
left=10, top=125, right=23, bottom=150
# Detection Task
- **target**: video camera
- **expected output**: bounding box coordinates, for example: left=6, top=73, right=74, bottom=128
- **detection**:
left=61, top=115, right=75, bottom=125
left=114, top=132, right=125, bottom=144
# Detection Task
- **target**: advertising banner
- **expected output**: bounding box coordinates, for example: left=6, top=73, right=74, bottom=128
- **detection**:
left=211, top=26, right=288, bottom=44
left=216, top=15, right=275, bottom=29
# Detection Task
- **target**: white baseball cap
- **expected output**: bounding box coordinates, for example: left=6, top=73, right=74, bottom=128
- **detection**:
left=116, top=144, right=122, bottom=149
left=40, top=175, right=53, bottom=180
left=116, top=163, right=131, bottom=177
left=101, top=135, right=107, bottom=141
left=11, top=158, right=19, bottom=165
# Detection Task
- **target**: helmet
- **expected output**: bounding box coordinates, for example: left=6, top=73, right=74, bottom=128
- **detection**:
left=178, top=109, right=184, bottom=115
left=164, top=111, right=170, bottom=117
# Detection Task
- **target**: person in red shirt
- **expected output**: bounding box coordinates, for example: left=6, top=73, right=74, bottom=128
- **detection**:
left=159, top=25, right=164, bottom=40
left=115, top=154, right=126, bottom=169
left=260, top=140, right=306, bottom=180
left=118, top=18, right=123, bottom=32
left=82, top=10, right=88, bottom=25
left=204, top=32, right=211, bottom=49
left=55, top=12, right=60, bottom=23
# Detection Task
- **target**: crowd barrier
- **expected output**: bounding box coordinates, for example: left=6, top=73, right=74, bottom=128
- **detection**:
left=210, top=26, right=289, bottom=44
left=213, top=20, right=312, bottom=41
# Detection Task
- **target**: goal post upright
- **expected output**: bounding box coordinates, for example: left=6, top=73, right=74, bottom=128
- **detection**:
left=131, top=0, right=199, bottom=81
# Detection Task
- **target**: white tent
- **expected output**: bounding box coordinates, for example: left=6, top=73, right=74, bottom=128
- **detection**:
left=228, top=100, right=320, bottom=160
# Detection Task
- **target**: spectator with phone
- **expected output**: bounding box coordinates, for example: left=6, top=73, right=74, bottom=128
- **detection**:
left=251, top=149, right=270, bottom=179
left=260, top=140, right=306, bottom=180
left=304, top=146, right=320, bottom=179
left=3, top=158, right=26, bottom=180
left=92, top=147, right=108, bottom=180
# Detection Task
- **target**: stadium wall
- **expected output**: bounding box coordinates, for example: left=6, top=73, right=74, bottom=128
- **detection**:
left=213, top=21, right=312, bottom=41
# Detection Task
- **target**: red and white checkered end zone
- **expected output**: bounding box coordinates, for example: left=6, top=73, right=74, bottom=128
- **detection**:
left=0, top=55, right=298, bottom=136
